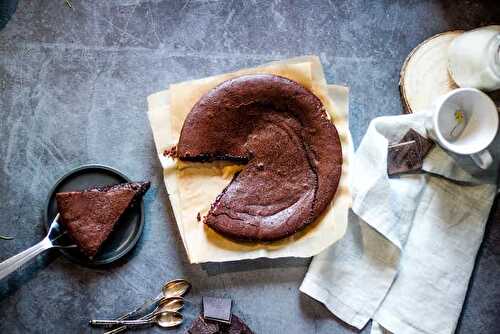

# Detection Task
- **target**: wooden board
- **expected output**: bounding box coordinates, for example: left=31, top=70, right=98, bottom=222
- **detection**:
left=399, top=31, right=464, bottom=114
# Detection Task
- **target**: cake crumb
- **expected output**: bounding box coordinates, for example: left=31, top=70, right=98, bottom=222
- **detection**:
left=163, top=145, right=177, bottom=158
left=197, top=212, right=201, bottom=222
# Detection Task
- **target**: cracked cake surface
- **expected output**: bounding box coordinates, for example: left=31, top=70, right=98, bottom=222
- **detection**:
left=176, top=74, right=342, bottom=241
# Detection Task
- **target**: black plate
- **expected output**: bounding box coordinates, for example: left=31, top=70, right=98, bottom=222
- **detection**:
left=45, top=165, right=145, bottom=266
left=0, top=0, right=18, bottom=31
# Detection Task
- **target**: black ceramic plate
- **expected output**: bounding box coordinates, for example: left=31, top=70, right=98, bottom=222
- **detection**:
left=45, top=165, right=145, bottom=266
left=0, top=0, right=18, bottom=31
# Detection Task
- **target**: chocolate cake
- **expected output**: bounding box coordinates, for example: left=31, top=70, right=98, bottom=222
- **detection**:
left=56, top=181, right=150, bottom=258
left=176, top=74, right=342, bottom=241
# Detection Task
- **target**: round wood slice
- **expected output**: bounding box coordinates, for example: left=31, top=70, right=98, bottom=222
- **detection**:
left=399, top=30, right=464, bottom=114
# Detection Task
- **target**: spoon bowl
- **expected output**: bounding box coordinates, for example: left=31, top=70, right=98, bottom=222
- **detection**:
left=157, top=296, right=184, bottom=313
left=156, top=311, right=183, bottom=328
left=162, top=279, right=191, bottom=298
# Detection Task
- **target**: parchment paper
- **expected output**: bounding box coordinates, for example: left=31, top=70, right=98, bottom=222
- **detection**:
left=147, top=56, right=353, bottom=263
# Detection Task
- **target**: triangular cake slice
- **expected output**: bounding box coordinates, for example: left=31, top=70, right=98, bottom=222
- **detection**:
left=56, top=181, right=150, bottom=258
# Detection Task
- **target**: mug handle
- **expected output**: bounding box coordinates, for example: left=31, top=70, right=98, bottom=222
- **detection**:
left=471, top=149, right=493, bottom=170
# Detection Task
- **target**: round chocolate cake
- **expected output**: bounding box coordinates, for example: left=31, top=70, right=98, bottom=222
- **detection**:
left=176, top=74, right=342, bottom=241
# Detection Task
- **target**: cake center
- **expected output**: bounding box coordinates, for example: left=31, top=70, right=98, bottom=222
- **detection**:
left=204, top=105, right=317, bottom=239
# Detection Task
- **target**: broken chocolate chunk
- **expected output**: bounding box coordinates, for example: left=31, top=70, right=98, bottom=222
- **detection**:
left=203, top=297, right=232, bottom=324
left=187, top=315, right=254, bottom=334
left=188, top=316, right=219, bottom=334
left=387, top=129, right=434, bottom=176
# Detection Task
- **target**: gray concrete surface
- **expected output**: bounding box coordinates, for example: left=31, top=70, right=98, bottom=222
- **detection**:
left=0, top=1, right=499, bottom=333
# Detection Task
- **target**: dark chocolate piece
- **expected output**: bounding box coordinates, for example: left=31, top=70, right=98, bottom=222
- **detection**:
left=177, top=74, right=343, bottom=241
left=188, top=316, right=219, bottom=334
left=203, top=297, right=232, bottom=324
left=187, top=315, right=254, bottom=334
left=387, top=129, right=434, bottom=176
left=56, top=181, right=150, bottom=258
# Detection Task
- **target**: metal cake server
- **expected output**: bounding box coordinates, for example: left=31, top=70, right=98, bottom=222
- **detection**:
left=0, top=214, right=76, bottom=280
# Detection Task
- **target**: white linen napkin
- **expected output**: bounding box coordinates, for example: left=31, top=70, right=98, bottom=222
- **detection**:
left=300, top=111, right=499, bottom=334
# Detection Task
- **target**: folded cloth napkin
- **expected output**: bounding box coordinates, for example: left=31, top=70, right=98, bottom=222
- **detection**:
left=300, top=111, right=499, bottom=334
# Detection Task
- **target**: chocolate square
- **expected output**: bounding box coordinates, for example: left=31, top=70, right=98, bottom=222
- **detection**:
left=203, top=297, right=232, bottom=324
left=387, top=129, right=434, bottom=176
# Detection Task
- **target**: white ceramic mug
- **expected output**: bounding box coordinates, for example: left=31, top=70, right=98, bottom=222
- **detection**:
left=427, top=88, right=498, bottom=169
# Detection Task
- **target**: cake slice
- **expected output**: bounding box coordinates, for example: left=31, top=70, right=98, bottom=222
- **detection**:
left=56, top=181, right=150, bottom=258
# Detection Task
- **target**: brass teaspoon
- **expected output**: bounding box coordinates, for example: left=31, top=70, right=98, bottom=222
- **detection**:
left=103, top=297, right=185, bottom=334
left=114, top=278, right=191, bottom=321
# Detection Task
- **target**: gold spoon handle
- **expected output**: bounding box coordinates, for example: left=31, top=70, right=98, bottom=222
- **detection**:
left=115, top=293, right=162, bottom=321
left=104, top=313, right=155, bottom=334
left=90, top=319, right=153, bottom=328
left=103, top=294, right=161, bottom=334
left=103, top=325, right=129, bottom=334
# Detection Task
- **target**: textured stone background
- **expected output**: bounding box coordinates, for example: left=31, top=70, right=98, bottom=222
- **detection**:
left=0, top=1, right=499, bottom=333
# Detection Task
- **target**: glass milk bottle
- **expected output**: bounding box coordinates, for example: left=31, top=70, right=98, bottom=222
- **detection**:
left=448, top=25, right=500, bottom=92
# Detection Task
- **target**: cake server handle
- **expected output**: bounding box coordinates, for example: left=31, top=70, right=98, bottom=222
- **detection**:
left=0, top=236, right=54, bottom=280
left=0, top=214, right=75, bottom=280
